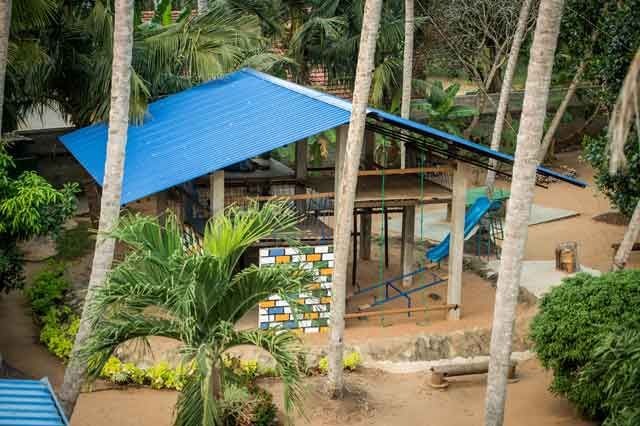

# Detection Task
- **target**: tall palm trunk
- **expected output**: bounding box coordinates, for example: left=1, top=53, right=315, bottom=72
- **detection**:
left=609, top=48, right=640, bottom=271
left=399, top=0, right=414, bottom=169
left=484, top=0, right=565, bottom=425
left=537, top=59, right=586, bottom=163
left=0, top=0, right=12, bottom=134
left=59, top=0, right=134, bottom=418
left=327, top=0, right=383, bottom=399
left=198, top=0, right=207, bottom=14
left=484, top=0, right=534, bottom=191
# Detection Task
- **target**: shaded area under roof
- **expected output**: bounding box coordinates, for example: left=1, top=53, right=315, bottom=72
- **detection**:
left=0, top=378, right=69, bottom=426
left=60, top=68, right=585, bottom=205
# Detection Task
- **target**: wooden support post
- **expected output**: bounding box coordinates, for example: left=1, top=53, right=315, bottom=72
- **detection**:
left=295, top=139, right=308, bottom=212
left=157, top=190, right=169, bottom=225
left=447, top=162, right=467, bottom=320
left=334, top=125, right=348, bottom=210
left=401, top=205, right=416, bottom=288
left=360, top=208, right=372, bottom=260
left=363, top=129, right=375, bottom=168
left=209, top=170, right=225, bottom=218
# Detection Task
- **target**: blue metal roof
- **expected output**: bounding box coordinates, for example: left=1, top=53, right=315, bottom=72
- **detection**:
left=0, top=378, right=69, bottom=426
left=368, top=109, right=587, bottom=188
left=60, top=68, right=584, bottom=204
left=60, top=68, right=352, bottom=204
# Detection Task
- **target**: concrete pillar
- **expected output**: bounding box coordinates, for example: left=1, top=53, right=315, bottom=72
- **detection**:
left=209, top=170, right=225, bottom=218
left=447, top=161, right=467, bottom=320
left=334, top=125, right=349, bottom=209
left=401, top=205, right=416, bottom=288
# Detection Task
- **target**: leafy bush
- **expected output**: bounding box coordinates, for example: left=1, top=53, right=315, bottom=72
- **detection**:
left=39, top=306, right=79, bottom=360
left=55, top=222, right=93, bottom=260
left=99, top=357, right=193, bottom=391
left=318, top=352, right=362, bottom=374
left=220, top=384, right=278, bottom=426
left=582, top=133, right=640, bottom=217
left=25, top=261, right=69, bottom=317
left=0, top=241, right=24, bottom=293
left=530, top=270, right=640, bottom=420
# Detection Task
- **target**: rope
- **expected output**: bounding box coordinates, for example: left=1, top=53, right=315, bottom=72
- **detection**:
left=379, top=137, right=387, bottom=325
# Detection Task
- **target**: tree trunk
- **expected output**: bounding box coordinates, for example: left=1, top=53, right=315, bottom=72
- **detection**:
left=0, top=0, right=12, bottom=134
left=612, top=200, right=640, bottom=271
left=59, top=0, right=134, bottom=418
left=484, top=1, right=565, bottom=425
left=198, top=0, right=207, bottom=14
left=484, top=0, right=534, bottom=191
left=399, top=0, right=414, bottom=169
left=327, top=0, right=383, bottom=399
left=537, top=59, right=586, bottom=163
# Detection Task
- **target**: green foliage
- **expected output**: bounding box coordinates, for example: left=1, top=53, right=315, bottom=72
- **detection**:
left=55, top=222, right=93, bottom=261
left=80, top=202, right=315, bottom=424
left=25, top=261, right=69, bottom=317
left=39, top=306, right=79, bottom=361
left=317, top=351, right=362, bottom=375
left=0, top=242, right=24, bottom=293
left=411, top=81, right=476, bottom=136
left=99, top=356, right=193, bottom=391
left=530, top=270, right=640, bottom=420
left=582, top=133, right=640, bottom=217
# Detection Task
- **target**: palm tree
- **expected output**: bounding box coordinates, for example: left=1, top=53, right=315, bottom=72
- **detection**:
left=80, top=202, right=313, bottom=425
left=484, top=0, right=534, bottom=191
left=484, top=0, right=566, bottom=425
left=609, top=48, right=640, bottom=271
left=198, top=0, right=207, bottom=14
left=58, top=0, right=135, bottom=417
left=0, top=0, right=11, bottom=133
left=328, top=0, right=384, bottom=399
left=399, top=0, right=414, bottom=168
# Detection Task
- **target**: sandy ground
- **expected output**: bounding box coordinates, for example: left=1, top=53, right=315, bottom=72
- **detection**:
left=0, top=150, right=632, bottom=425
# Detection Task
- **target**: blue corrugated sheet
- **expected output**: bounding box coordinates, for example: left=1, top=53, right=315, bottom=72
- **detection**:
left=0, top=378, right=69, bottom=426
left=60, top=68, right=352, bottom=204
left=60, top=68, right=585, bottom=205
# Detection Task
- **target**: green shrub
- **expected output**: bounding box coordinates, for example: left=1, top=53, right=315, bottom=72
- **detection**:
left=220, top=384, right=278, bottom=426
left=530, top=270, right=640, bottom=419
left=0, top=241, right=24, bottom=293
left=55, top=222, right=93, bottom=260
left=39, top=306, right=79, bottom=360
left=25, top=261, right=69, bottom=317
left=99, top=356, right=192, bottom=391
left=318, top=352, right=362, bottom=374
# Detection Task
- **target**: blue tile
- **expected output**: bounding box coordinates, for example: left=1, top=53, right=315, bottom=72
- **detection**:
left=269, top=248, right=285, bottom=257
left=268, top=307, right=284, bottom=314
left=260, top=322, right=269, bottom=329
left=283, top=321, right=298, bottom=329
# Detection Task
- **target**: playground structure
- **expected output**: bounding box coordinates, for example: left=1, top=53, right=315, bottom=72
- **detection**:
left=59, top=68, right=586, bottom=330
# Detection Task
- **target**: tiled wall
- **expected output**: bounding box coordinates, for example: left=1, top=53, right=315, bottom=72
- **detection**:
left=258, top=245, right=333, bottom=333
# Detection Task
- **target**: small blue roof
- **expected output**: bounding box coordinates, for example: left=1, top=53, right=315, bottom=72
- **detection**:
left=0, top=378, right=69, bottom=426
left=60, top=68, right=352, bottom=204
left=60, top=68, right=585, bottom=204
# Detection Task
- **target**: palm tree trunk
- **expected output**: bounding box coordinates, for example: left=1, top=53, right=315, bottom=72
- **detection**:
left=59, top=0, right=135, bottom=418
left=484, top=0, right=534, bottom=192
left=612, top=200, right=640, bottom=271
left=198, top=0, right=207, bottom=14
left=484, top=1, right=565, bottom=425
left=327, top=0, right=383, bottom=399
left=400, top=0, right=414, bottom=169
left=537, top=59, right=586, bottom=163
left=0, top=0, right=12, bottom=134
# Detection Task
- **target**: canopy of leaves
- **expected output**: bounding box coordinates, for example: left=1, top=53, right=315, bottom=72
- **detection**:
left=582, top=133, right=639, bottom=217
left=410, top=80, right=476, bottom=135
left=80, top=201, right=315, bottom=425
left=530, top=270, right=640, bottom=422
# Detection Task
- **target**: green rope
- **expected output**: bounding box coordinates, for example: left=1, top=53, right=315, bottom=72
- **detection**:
left=419, top=153, right=425, bottom=244
left=378, top=138, right=387, bottom=326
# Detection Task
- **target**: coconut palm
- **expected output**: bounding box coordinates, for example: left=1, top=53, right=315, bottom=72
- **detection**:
left=411, top=80, right=476, bottom=135
left=78, top=202, right=312, bottom=425
left=0, top=0, right=11, bottom=133
left=609, top=48, right=640, bottom=271
left=484, top=0, right=566, bottom=425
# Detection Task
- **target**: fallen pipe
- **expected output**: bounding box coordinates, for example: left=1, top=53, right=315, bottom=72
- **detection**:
left=344, top=304, right=459, bottom=319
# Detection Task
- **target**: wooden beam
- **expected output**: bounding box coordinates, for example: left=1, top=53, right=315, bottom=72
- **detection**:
left=359, top=208, right=372, bottom=260
left=447, top=161, right=466, bottom=320
left=401, top=206, right=416, bottom=288
left=344, top=304, right=459, bottom=319
left=357, top=166, right=453, bottom=176
left=209, top=170, right=225, bottom=217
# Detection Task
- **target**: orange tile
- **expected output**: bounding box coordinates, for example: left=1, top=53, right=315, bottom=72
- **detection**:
left=259, top=301, right=275, bottom=308
left=319, top=327, right=329, bottom=333
left=304, top=312, right=319, bottom=320
left=275, top=314, right=290, bottom=321
left=320, top=268, right=333, bottom=276
left=306, top=254, right=321, bottom=262
left=310, top=283, right=321, bottom=289
left=297, top=298, right=305, bottom=305
left=321, top=297, right=332, bottom=304
left=276, top=255, right=291, bottom=263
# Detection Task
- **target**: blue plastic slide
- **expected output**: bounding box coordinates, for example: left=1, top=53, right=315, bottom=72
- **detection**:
left=426, top=196, right=501, bottom=263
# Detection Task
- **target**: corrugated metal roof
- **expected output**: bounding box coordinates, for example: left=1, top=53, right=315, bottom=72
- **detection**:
left=368, top=109, right=587, bottom=188
left=60, top=68, right=584, bottom=205
left=0, top=378, right=69, bottom=426
left=59, top=68, right=352, bottom=204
